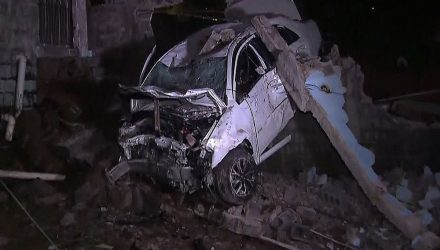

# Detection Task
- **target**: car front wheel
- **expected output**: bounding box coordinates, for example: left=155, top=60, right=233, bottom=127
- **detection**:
left=213, top=147, right=260, bottom=205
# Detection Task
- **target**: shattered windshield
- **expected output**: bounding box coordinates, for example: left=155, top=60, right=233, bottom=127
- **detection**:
left=143, top=57, right=227, bottom=100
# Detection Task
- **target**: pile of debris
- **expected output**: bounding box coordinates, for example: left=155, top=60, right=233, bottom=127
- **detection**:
left=193, top=170, right=410, bottom=250
left=11, top=79, right=120, bottom=174
left=385, top=166, right=440, bottom=234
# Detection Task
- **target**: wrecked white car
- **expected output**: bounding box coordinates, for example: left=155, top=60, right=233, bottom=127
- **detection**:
left=107, top=16, right=321, bottom=204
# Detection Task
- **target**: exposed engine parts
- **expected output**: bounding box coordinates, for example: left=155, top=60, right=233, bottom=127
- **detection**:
left=108, top=97, right=218, bottom=193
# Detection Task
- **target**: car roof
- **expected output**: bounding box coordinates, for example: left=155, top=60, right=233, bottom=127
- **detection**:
left=159, top=16, right=321, bottom=68
left=160, top=22, right=247, bottom=67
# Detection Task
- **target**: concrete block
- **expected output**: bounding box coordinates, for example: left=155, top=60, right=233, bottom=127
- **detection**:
left=396, top=185, right=413, bottom=203
left=24, top=80, right=36, bottom=91
left=306, top=166, right=317, bottom=185
left=425, top=186, right=440, bottom=201
left=0, top=79, right=15, bottom=107
left=0, top=48, right=11, bottom=64
left=295, top=206, right=317, bottom=219
left=15, top=2, right=38, bottom=29
left=223, top=213, right=263, bottom=237
left=418, top=199, right=434, bottom=210
left=0, top=79, right=16, bottom=92
left=0, top=0, right=11, bottom=15
left=401, top=178, right=409, bottom=187
left=0, top=93, right=14, bottom=107
left=415, top=209, right=433, bottom=226
left=424, top=166, right=434, bottom=185
left=0, top=64, right=12, bottom=78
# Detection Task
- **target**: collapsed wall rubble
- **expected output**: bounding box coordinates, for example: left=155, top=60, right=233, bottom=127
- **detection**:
left=251, top=15, right=440, bottom=248
left=194, top=172, right=409, bottom=249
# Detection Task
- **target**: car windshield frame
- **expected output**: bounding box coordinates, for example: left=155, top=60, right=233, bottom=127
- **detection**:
left=142, top=56, right=228, bottom=100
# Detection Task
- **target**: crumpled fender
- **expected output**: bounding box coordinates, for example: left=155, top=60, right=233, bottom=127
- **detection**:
left=205, top=102, right=257, bottom=168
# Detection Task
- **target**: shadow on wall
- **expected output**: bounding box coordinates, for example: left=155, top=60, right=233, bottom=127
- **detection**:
left=151, top=13, right=221, bottom=56
left=261, top=112, right=349, bottom=177
left=261, top=111, right=440, bottom=179
left=98, top=10, right=220, bottom=87
left=100, top=39, right=155, bottom=86
left=37, top=58, right=119, bottom=134
left=36, top=12, right=209, bottom=139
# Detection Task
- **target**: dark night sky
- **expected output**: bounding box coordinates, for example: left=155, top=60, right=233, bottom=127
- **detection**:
left=304, top=0, right=439, bottom=59
left=164, top=0, right=439, bottom=62
left=157, top=0, right=439, bottom=99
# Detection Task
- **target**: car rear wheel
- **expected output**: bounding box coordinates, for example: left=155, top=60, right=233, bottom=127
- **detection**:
left=213, top=147, right=260, bottom=205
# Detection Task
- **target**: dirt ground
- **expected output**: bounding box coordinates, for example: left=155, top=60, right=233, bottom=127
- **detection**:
left=0, top=150, right=415, bottom=250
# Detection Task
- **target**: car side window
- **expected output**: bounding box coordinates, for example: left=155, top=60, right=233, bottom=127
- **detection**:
left=235, top=44, right=264, bottom=103
left=250, top=37, right=275, bottom=70
left=277, top=26, right=300, bottom=45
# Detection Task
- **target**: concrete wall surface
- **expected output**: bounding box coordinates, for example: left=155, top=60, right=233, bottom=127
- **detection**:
left=0, top=0, right=38, bottom=108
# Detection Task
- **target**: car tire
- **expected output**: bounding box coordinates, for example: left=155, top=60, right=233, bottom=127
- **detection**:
left=213, top=147, right=260, bottom=205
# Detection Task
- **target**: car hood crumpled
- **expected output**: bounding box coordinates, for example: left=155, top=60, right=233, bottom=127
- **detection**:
left=119, top=84, right=227, bottom=114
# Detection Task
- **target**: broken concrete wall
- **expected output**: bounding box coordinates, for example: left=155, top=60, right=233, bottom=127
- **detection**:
left=343, top=58, right=440, bottom=171
left=264, top=58, right=440, bottom=175
left=0, top=0, right=38, bottom=108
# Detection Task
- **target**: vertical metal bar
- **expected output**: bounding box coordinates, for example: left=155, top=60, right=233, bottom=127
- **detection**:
left=44, top=0, right=48, bottom=44
left=38, top=0, right=42, bottom=43
left=58, top=0, right=61, bottom=45
left=63, top=0, right=67, bottom=46
left=39, top=0, right=74, bottom=47
left=49, top=0, right=53, bottom=44
left=68, top=0, right=72, bottom=47
left=43, top=0, right=47, bottom=44
left=67, top=0, right=73, bottom=47
left=154, top=98, right=161, bottom=132
left=53, top=0, right=57, bottom=45
left=48, top=0, right=51, bottom=44
left=60, top=0, right=65, bottom=45
left=60, top=0, right=63, bottom=45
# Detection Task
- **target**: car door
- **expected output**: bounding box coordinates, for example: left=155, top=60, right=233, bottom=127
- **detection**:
left=234, top=36, right=279, bottom=158
left=249, top=37, right=287, bottom=112
left=250, top=37, right=294, bottom=148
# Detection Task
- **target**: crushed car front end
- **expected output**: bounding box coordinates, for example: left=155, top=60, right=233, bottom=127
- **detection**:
left=107, top=86, right=224, bottom=193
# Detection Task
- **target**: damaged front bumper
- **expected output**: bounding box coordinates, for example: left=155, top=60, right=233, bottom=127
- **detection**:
left=106, top=134, right=211, bottom=193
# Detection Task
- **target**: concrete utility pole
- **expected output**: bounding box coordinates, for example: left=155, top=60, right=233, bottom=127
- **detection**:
left=251, top=15, right=440, bottom=248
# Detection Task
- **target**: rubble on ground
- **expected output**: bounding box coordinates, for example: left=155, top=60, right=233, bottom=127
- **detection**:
left=0, top=6, right=438, bottom=250
left=1, top=147, right=439, bottom=250
left=251, top=15, right=439, bottom=247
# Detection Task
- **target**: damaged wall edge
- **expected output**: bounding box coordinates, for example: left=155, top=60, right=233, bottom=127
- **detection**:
left=251, top=15, right=440, bottom=248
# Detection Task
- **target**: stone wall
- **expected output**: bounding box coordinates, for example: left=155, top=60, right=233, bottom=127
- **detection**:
left=0, top=0, right=38, bottom=108
left=262, top=58, right=440, bottom=176
left=88, top=0, right=183, bottom=53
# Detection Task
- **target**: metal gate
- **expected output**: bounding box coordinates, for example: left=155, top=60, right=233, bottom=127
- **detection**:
left=39, top=0, right=73, bottom=47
